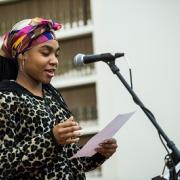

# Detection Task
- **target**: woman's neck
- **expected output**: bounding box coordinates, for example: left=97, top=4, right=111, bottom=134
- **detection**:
left=16, top=72, right=43, bottom=98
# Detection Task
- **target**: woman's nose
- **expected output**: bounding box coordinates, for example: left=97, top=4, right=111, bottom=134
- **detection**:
left=50, top=55, right=59, bottom=66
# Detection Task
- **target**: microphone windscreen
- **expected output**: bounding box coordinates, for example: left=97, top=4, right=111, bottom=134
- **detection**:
left=74, top=54, right=84, bottom=66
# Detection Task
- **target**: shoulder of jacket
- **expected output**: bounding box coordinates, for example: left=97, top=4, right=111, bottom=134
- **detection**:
left=0, top=80, right=23, bottom=96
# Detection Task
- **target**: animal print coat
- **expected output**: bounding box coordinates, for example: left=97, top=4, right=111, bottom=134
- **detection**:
left=0, top=80, right=106, bottom=179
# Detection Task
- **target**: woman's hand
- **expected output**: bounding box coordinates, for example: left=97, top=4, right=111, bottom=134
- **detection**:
left=95, top=138, right=118, bottom=159
left=52, top=116, right=81, bottom=145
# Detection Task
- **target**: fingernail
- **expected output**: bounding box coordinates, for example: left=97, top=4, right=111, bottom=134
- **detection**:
left=75, top=138, right=80, bottom=142
left=74, top=131, right=81, bottom=136
left=72, top=122, right=76, bottom=125
left=77, top=132, right=81, bottom=136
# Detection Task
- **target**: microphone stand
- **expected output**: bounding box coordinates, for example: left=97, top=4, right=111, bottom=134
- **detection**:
left=103, top=54, right=180, bottom=180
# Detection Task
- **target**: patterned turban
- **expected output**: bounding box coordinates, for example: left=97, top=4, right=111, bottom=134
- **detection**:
left=1, top=17, right=62, bottom=59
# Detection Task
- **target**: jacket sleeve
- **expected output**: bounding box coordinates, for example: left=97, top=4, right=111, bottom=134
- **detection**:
left=67, top=143, right=106, bottom=173
left=80, top=153, right=107, bottom=172
left=49, top=85, right=107, bottom=171
left=0, top=92, right=61, bottom=178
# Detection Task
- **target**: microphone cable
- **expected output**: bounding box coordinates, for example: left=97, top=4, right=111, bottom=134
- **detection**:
left=124, top=55, right=133, bottom=90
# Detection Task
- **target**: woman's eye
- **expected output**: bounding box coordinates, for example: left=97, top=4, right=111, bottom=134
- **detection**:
left=41, top=52, right=49, bottom=56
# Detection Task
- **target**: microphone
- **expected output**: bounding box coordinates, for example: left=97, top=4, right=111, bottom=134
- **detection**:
left=74, top=53, right=124, bottom=66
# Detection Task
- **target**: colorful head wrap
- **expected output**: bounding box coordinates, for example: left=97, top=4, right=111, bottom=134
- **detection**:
left=1, top=17, right=62, bottom=59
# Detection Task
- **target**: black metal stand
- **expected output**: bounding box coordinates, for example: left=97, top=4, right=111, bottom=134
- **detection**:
left=103, top=54, right=180, bottom=180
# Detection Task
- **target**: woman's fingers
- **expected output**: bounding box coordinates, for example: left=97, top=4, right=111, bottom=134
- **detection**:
left=96, top=147, right=117, bottom=154
left=58, top=117, right=77, bottom=128
left=66, top=137, right=80, bottom=144
left=99, top=142, right=118, bottom=149
left=101, top=138, right=117, bottom=144
left=52, top=116, right=82, bottom=145
left=59, top=130, right=81, bottom=139
left=95, top=138, right=118, bottom=158
left=58, top=125, right=81, bottom=134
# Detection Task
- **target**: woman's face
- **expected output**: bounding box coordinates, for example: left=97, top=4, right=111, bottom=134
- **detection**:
left=23, top=39, right=60, bottom=84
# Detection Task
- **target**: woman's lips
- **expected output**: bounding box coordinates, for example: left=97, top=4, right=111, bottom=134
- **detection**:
left=44, top=69, right=55, bottom=77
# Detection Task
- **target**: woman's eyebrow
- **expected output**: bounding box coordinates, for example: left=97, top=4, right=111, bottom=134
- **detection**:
left=40, top=45, right=60, bottom=51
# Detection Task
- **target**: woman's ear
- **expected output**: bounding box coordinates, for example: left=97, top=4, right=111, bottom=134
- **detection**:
left=18, top=53, right=25, bottom=71
left=18, top=53, right=24, bottom=61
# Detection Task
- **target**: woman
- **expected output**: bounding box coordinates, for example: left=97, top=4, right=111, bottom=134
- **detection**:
left=0, top=17, right=117, bottom=179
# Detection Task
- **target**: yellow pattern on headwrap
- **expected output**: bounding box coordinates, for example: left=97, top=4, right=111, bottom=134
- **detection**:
left=12, top=34, right=26, bottom=49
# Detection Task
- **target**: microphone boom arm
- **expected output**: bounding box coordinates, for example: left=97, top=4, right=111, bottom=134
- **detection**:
left=105, top=55, right=180, bottom=179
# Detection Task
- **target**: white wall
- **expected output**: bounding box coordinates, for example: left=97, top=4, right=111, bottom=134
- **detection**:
left=91, top=0, right=180, bottom=179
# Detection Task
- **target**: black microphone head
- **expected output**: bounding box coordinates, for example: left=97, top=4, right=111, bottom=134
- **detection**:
left=74, top=53, right=85, bottom=66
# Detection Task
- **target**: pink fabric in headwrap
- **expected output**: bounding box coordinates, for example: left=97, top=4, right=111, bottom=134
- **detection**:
left=1, top=17, right=62, bottom=59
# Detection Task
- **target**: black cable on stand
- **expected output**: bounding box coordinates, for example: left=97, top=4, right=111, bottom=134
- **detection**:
left=103, top=53, right=180, bottom=180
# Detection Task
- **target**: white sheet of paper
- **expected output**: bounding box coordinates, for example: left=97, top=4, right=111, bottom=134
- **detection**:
left=69, top=111, right=135, bottom=159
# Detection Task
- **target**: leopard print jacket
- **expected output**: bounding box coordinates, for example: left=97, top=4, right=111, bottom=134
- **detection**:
left=0, top=80, right=106, bottom=180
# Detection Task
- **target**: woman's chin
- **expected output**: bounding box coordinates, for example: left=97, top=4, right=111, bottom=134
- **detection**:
left=41, top=77, right=52, bottom=84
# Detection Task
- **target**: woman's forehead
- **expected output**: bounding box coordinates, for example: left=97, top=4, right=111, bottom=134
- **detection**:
left=36, top=40, right=59, bottom=50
